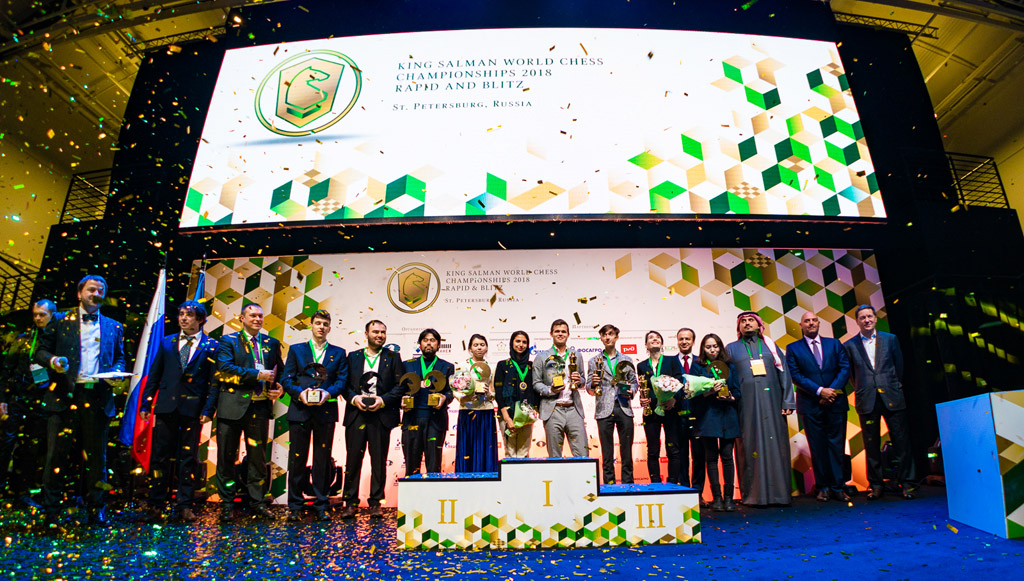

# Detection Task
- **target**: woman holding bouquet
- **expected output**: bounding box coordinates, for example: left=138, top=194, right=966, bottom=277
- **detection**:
left=637, top=331, right=686, bottom=485
left=454, top=334, right=499, bottom=472
left=690, top=333, right=742, bottom=511
left=493, top=331, right=540, bottom=459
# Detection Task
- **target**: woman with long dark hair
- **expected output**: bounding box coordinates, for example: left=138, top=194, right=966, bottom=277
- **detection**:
left=690, top=333, right=742, bottom=511
left=455, top=334, right=499, bottom=472
left=493, top=330, right=539, bottom=459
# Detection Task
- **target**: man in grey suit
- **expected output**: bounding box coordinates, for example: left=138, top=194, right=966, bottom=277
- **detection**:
left=214, top=303, right=284, bottom=521
left=844, top=304, right=917, bottom=500
left=532, top=319, right=587, bottom=457
left=586, top=324, right=638, bottom=484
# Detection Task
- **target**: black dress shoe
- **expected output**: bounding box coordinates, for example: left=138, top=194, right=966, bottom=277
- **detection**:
left=219, top=505, right=235, bottom=523
left=316, top=509, right=331, bottom=522
left=287, top=510, right=303, bottom=522
left=866, top=487, right=884, bottom=500
left=724, top=498, right=737, bottom=512
left=816, top=490, right=830, bottom=502
left=339, top=505, right=357, bottom=519
left=89, top=507, right=111, bottom=527
left=901, top=486, right=917, bottom=500
left=710, top=498, right=725, bottom=512
left=832, top=489, right=852, bottom=502
left=251, top=505, right=276, bottom=520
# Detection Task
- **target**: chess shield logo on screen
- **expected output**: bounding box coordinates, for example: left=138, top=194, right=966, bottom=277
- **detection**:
left=255, top=50, right=362, bottom=136
left=388, top=263, right=441, bottom=314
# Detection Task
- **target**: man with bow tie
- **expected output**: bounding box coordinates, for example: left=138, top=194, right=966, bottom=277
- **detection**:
left=214, top=303, right=283, bottom=521
left=139, top=300, right=219, bottom=522
left=35, top=275, right=127, bottom=526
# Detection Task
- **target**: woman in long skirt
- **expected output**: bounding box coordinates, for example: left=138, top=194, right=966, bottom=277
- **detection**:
left=454, top=334, right=499, bottom=472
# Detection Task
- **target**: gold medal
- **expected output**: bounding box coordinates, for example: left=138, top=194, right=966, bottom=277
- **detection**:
left=519, top=381, right=528, bottom=391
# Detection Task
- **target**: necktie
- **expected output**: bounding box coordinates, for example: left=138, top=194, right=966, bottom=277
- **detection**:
left=180, top=336, right=194, bottom=368
left=683, top=355, right=690, bottom=374
left=82, top=313, right=98, bottom=322
left=812, top=339, right=823, bottom=368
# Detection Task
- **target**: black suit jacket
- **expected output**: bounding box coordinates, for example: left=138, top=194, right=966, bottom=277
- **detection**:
left=214, top=331, right=284, bottom=421
left=343, top=348, right=404, bottom=430
left=281, top=341, right=348, bottom=423
left=786, top=336, right=851, bottom=415
left=141, top=332, right=219, bottom=418
left=636, top=355, right=686, bottom=416
left=400, top=356, right=455, bottom=426
left=34, top=309, right=126, bottom=417
left=844, top=331, right=905, bottom=415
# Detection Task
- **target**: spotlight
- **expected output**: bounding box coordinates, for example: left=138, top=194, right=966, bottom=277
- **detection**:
left=225, top=8, right=245, bottom=30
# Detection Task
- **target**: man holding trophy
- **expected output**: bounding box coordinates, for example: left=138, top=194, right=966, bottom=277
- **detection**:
left=532, top=319, right=587, bottom=458
left=340, top=320, right=404, bottom=519
left=586, top=324, right=639, bottom=484
left=281, top=310, right=348, bottom=521
left=400, top=329, right=454, bottom=476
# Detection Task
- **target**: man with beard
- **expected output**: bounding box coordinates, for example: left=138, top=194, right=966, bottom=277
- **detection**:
left=340, top=320, right=404, bottom=519
left=35, top=276, right=128, bottom=526
left=726, top=312, right=795, bottom=506
left=401, top=329, right=454, bottom=476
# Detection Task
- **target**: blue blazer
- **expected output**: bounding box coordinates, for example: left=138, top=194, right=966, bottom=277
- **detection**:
left=281, top=341, right=348, bottom=423
left=214, top=331, right=284, bottom=421
left=35, top=309, right=125, bottom=417
left=786, top=336, right=850, bottom=415
left=141, top=332, right=219, bottom=418
left=844, top=331, right=905, bottom=415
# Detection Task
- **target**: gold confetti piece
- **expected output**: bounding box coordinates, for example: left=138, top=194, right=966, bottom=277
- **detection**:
left=947, top=524, right=958, bottom=533
left=580, top=43, right=588, bottom=55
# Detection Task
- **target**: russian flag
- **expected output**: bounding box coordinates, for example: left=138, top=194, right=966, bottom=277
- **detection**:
left=118, top=268, right=166, bottom=472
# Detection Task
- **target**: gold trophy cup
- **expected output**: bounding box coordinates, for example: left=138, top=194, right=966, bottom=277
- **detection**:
left=639, top=374, right=651, bottom=416
left=567, top=350, right=579, bottom=391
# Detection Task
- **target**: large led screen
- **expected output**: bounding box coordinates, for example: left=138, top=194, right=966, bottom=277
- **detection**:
left=182, top=28, right=885, bottom=228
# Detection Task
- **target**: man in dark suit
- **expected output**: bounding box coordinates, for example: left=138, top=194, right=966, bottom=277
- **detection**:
left=787, top=311, right=852, bottom=502
left=213, top=303, right=284, bottom=521
left=0, top=299, right=56, bottom=509
left=637, top=330, right=685, bottom=485
left=675, top=327, right=705, bottom=493
left=281, top=309, right=348, bottom=521
left=401, top=328, right=454, bottom=477
left=139, top=300, right=219, bottom=522
left=844, top=304, right=917, bottom=499
left=339, top=319, right=404, bottom=519
left=35, top=275, right=127, bottom=526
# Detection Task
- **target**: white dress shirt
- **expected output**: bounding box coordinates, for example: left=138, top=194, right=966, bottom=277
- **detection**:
left=861, top=332, right=877, bottom=368
left=178, top=332, right=202, bottom=365
left=804, top=335, right=825, bottom=395
left=77, top=307, right=101, bottom=383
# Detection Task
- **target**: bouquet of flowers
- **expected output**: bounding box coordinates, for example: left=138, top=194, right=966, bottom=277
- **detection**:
left=682, top=374, right=717, bottom=399
left=507, top=401, right=540, bottom=435
left=649, top=375, right=684, bottom=416
left=450, top=371, right=474, bottom=399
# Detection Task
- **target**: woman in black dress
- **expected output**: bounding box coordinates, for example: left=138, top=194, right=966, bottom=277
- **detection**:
left=690, top=333, right=742, bottom=511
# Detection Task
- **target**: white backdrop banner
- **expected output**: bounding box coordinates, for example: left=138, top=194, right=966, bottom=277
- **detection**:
left=193, top=246, right=887, bottom=504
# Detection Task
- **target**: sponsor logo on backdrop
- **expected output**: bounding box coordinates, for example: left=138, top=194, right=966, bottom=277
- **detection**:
left=255, top=50, right=362, bottom=136
left=621, top=344, right=638, bottom=355
left=388, top=262, right=441, bottom=314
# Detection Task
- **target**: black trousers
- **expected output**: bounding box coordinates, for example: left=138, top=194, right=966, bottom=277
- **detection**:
left=287, top=419, right=336, bottom=511
left=342, top=414, right=392, bottom=507
left=680, top=417, right=706, bottom=490
left=401, top=409, right=446, bottom=476
left=860, top=397, right=917, bottom=487
left=43, top=388, right=110, bottom=509
left=0, top=397, right=46, bottom=498
left=801, top=403, right=848, bottom=491
left=597, top=403, right=634, bottom=484
left=703, top=437, right=736, bottom=500
left=149, top=411, right=203, bottom=508
left=642, top=412, right=682, bottom=484
left=215, top=400, right=272, bottom=507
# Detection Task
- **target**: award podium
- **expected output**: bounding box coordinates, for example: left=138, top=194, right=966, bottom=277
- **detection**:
left=936, top=390, right=1024, bottom=538
left=397, top=458, right=700, bottom=549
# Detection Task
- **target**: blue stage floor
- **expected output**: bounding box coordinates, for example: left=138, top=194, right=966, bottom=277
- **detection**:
left=1, top=486, right=1020, bottom=579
